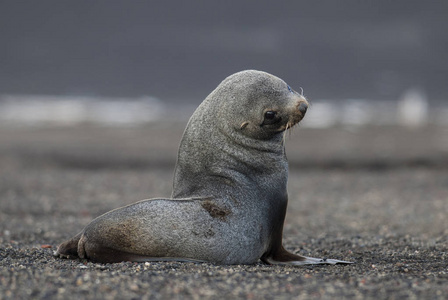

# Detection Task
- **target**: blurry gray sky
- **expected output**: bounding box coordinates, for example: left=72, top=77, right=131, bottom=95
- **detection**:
left=1, top=1, right=447, bottom=104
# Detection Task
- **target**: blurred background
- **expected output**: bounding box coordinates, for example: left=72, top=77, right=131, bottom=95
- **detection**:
left=1, top=0, right=447, bottom=126
left=1, top=6, right=448, bottom=294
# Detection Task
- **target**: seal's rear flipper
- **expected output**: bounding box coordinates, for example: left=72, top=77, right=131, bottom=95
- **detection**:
left=53, top=232, right=82, bottom=259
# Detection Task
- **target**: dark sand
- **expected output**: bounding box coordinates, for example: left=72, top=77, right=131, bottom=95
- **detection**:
left=1, top=124, right=447, bottom=299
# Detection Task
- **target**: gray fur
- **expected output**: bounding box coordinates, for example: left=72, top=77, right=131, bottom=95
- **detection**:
left=55, top=70, right=352, bottom=265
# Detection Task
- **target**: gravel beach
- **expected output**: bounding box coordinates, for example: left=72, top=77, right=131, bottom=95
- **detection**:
left=1, top=124, right=447, bottom=299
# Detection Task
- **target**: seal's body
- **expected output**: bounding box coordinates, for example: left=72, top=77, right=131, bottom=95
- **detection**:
left=55, top=70, right=351, bottom=265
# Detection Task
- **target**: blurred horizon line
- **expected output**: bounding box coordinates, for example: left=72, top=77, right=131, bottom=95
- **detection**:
left=0, top=91, right=446, bottom=128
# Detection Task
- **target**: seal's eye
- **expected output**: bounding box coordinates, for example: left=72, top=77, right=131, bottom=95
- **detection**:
left=264, top=111, right=277, bottom=120
left=262, top=111, right=281, bottom=126
left=287, top=85, right=293, bottom=93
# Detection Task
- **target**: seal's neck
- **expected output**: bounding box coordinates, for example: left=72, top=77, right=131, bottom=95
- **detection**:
left=171, top=111, right=288, bottom=199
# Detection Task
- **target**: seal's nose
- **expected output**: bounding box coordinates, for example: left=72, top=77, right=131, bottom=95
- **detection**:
left=298, top=102, right=308, bottom=115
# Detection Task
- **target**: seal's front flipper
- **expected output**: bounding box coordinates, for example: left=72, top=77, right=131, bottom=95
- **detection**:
left=263, top=255, right=353, bottom=265
left=261, top=246, right=353, bottom=265
left=289, top=256, right=353, bottom=265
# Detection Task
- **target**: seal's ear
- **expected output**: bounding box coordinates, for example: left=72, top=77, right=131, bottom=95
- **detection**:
left=240, top=122, right=249, bottom=130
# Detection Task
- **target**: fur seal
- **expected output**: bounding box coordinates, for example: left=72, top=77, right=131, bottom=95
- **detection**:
left=55, top=70, right=352, bottom=265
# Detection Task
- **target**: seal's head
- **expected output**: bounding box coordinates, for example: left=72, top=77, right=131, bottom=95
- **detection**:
left=210, top=70, right=309, bottom=140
